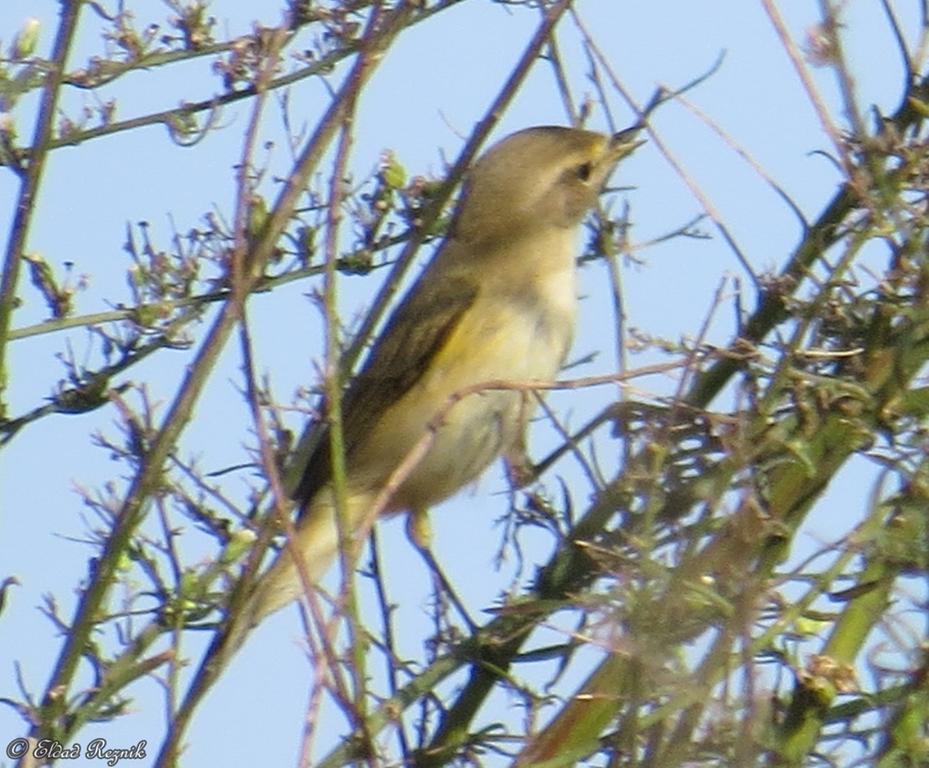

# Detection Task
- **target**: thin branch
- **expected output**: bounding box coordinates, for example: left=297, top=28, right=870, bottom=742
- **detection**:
left=5, top=0, right=467, bottom=163
left=760, top=0, right=854, bottom=177
left=0, top=0, right=83, bottom=414
left=150, top=8, right=417, bottom=763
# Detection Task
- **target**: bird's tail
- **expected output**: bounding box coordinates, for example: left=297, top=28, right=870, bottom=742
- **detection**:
left=214, top=487, right=377, bottom=666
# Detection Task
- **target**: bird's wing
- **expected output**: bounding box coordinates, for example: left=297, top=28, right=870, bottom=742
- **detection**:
left=291, top=262, right=478, bottom=509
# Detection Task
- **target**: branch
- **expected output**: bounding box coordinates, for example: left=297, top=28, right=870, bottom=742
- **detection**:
left=0, top=0, right=82, bottom=415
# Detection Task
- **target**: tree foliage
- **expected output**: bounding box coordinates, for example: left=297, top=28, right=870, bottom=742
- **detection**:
left=2, top=1, right=929, bottom=766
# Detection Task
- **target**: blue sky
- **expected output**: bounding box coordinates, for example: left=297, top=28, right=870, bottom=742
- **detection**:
left=0, top=1, right=915, bottom=765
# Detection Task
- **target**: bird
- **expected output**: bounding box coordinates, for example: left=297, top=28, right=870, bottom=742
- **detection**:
left=240, top=124, right=641, bottom=635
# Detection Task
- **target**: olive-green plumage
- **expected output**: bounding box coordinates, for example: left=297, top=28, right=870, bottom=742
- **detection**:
left=241, top=125, right=640, bottom=634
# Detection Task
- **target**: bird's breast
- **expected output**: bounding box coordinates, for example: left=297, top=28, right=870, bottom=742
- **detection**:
left=357, top=260, right=576, bottom=511
left=350, top=226, right=580, bottom=511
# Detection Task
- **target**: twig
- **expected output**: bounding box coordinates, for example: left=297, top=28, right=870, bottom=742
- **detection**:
left=0, top=0, right=82, bottom=413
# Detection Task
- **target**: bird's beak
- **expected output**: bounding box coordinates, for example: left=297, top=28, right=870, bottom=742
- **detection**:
left=610, top=127, right=646, bottom=160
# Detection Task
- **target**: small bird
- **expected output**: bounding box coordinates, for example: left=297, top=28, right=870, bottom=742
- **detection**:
left=243, top=125, right=640, bottom=631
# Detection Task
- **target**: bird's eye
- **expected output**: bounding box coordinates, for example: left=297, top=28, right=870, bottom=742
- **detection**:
left=576, top=162, right=592, bottom=182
